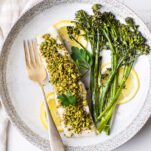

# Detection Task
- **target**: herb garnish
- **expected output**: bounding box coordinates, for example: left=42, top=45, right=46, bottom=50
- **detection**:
left=58, top=92, right=77, bottom=107
left=71, top=46, right=93, bottom=71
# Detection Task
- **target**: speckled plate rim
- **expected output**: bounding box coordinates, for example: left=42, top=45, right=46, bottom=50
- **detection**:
left=0, top=0, right=151, bottom=151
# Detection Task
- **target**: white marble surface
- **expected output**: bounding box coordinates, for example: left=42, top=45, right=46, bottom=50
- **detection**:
left=7, top=0, right=151, bottom=151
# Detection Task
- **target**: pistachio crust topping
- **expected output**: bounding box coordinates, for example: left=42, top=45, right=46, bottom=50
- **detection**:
left=40, top=34, right=93, bottom=134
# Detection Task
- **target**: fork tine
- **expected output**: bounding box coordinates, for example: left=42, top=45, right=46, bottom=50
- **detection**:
left=27, top=40, right=35, bottom=67
left=32, top=40, right=41, bottom=66
left=23, top=40, right=30, bottom=68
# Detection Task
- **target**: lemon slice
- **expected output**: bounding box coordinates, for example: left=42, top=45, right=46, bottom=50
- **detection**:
left=102, top=63, right=140, bottom=104
left=54, top=20, right=87, bottom=48
left=40, top=92, right=63, bottom=132
left=118, top=68, right=140, bottom=104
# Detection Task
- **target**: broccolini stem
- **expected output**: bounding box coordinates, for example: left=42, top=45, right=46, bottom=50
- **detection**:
left=99, top=63, right=120, bottom=113
left=98, top=63, right=133, bottom=120
left=70, top=35, right=87, bottom=50
left=93, top=29, right=100, bottom=118
left=102, top=27, right=115, bottom=53
left=90, top=33, right=97, bottom=121
left=103, top=116, right=112, bottom=135
left=97, top=104, right=116, bottom=132
left=101, top=27, right=118, bottom=133
left=103, top=53, right=118, bottom=134
left=112, top=55, right=118, bottom=97
left=100, top=26, right=118, bottom=108
left=90, top=61, right=95, bottom=120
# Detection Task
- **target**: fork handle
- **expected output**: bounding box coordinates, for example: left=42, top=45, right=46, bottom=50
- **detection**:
left=40, top=85, right=65, bottom=151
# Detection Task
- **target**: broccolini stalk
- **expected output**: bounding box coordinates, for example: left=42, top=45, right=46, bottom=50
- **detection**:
left=97, top=104, right=116, bottom=132
left=91, top=4, right=106, bottom=120
left=68, top=4, right=105, bottom=122
left=98, top=63, right=133, bottom=121
left=99, top=12, right=120, bottom=113
left=67, top=4, right=150, bottom=133
left=97, top=17, right=150, bottom=131
left=100, top=13, right=120, bottom=133
left=93, top=29, right=100, bottom=117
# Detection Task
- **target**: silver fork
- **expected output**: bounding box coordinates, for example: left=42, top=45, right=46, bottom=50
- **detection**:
left=23, top=40, right=65, bottom=151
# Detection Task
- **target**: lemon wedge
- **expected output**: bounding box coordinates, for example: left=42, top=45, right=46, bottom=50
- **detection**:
left=54, top=20, right=87, bottom=48
left=40, top=92, right=63, bottom=132
left=102, top=63, right=140, bottom=104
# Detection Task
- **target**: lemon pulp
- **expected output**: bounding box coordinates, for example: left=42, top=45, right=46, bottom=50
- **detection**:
left=54, top=20, right=87, bottom=48
left=40, top=92, right=63, bottom=132
left=102, top=63, right=140, bottom=104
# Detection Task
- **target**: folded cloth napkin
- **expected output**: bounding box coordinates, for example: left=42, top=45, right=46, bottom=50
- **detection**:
left=0, top=103, right=9, bottom=151
left=0, top=0, right=41, bottom=151
left=0, top=23, right=8, bottom=151
left=0, top=0, right=41, bottom=38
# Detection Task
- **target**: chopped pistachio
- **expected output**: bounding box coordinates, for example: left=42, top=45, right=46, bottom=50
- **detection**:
left=40, top=34, right=93, bottom=134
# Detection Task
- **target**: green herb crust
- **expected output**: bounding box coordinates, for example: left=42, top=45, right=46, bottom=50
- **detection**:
left=40, top=34, right=93, bottom=134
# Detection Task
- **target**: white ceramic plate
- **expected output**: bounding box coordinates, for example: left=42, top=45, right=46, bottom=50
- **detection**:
left=1, top=0, right=151, bottom=150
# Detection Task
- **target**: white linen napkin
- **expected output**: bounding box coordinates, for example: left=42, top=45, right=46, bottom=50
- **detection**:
left=0, top=0, right=41, bottom=151
left=0, top=103, right=9, bottom=151
left=0, top=0, right=41, bottom=38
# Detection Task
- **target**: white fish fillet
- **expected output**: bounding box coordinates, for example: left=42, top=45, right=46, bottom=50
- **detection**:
left=36, top=26, right=96, bottom=137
